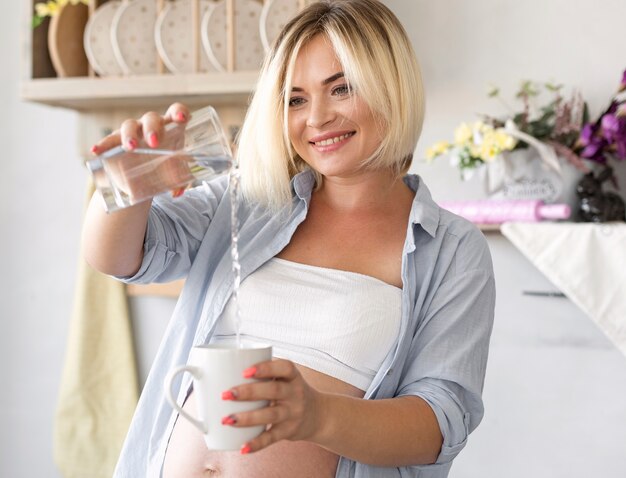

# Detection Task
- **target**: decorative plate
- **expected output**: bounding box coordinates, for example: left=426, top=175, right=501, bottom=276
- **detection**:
left=201, top=0, right=264, bottom=72
left=48, top=2, right=89, bottom=77
left=259, top=0, right=300, bottom=52
left=83, top=0, right=124, bottom=76
left=155, top=0, right=216, bottom=74
left=111, top=0, right=159, bottom=75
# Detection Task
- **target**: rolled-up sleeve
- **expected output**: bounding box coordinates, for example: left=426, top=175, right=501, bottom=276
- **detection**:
left=116, top=178, right=228, bottom=284
left=397, top=265, right=496, bottom=464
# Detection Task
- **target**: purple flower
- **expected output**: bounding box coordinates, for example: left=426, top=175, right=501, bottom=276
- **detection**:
left=579, top=123, right=595, bottom=146
left=601, top=113, right=619, bottom=141
left=576, top=69, right=626, bottom=164
left=580, top=136, right=608, bottom=163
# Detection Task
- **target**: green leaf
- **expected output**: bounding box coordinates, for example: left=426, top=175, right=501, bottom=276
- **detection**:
left=516, top=80, right=539, bottom=98
left=487, top=85, right=500, bottom=98
left=545, top=82, right=563, bottom=92
left=32, top=15, right=44, bottom=29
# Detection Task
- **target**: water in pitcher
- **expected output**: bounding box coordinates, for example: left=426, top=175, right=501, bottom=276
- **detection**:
left=86, top=106, right=233, bottom=213
left=228, top=168, right=243, bottom=349
left=86, top=106, right=245, bottom=346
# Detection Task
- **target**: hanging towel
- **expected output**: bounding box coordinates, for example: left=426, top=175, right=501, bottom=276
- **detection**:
left=54, top=183, right=139, bottom=478
left=501, top=222, right=626, bottom=358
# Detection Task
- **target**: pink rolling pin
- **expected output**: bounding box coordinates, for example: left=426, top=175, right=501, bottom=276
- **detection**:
left=438, top=200, right=571, bottom=224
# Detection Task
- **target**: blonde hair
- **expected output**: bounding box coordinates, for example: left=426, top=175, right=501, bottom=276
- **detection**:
left=237, top=0, right=425, bottom=211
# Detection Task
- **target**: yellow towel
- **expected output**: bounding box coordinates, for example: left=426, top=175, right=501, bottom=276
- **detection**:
left=54, top=183, right=138, bottom=478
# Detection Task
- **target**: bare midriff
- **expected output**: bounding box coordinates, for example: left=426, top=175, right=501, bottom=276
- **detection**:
left=162, top=363, right=365, bottom=478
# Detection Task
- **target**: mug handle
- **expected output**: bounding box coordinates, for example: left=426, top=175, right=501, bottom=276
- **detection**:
left=164, top=365, right=208, bottom=434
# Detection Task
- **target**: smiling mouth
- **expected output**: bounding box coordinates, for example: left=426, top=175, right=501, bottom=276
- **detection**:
left=310, top=132, right=356, bottom=147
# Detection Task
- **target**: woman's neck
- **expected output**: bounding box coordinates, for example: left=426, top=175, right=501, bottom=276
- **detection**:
left=313, top=170, right=413, bottom=214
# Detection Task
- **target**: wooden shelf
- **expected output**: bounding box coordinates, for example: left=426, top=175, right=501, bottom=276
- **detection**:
left=20, top=71, right=259, bottom=110
left=478, top=224, right=502, bottom=233
left=127, top=279, right=185, bottom=298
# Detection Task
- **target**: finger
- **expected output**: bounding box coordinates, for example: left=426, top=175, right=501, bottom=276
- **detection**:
left=119, top=119, right=143, bottom=151
left=228, top=379, right=289, bottom=402
left=139, top=111, right=165, bottom=148
left=222, top=403, right=288, bottom=429
left=164, top=102, right=191, bottom=124
left=241, top=427, right=287, bottom=455
left=91, top=130, right=122, bottom=155
left=246, top=359, right=300, bottom=381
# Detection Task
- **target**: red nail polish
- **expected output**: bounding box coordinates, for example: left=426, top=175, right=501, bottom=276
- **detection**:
left=127, top=138, right=138, bottom=150
left=176, top=112, right=186, bottom=122
left=221, top=415, right=237, bottom=425
left=148, top=133, right=158, bottom=148
left=241, top=443, right=251, bottom=455
left=222, top=390, right=236, bottom=400
left=243, top=367, right=257, bottom=379
left=171, top=187, right=185, bottom=198
left=90, top=145, right=99, bottom=154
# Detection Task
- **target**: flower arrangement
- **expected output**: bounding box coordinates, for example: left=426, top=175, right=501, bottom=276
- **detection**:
left=576, top=70, right=626, bottom=166
left=427, top=80, right=589, bottom=179
left=32, top=0, right=88, bottom=28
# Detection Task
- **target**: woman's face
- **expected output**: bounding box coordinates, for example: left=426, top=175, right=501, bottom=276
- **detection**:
left=287, top=35, right=383, bottom=179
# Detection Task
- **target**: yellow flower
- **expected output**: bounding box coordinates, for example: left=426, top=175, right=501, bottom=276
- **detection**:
left=454, top=122, right=472, bottom=145
left=34, top=0, right=87, bottom=20
left=425, top=141, right=451, bottom=161
left=46, top=1, right=61, bottom=15
left=493, top=130, right=517, bottom=151
left=35, top=1, right=61, bottom=17
left=477, top=129, right=517, bottom=162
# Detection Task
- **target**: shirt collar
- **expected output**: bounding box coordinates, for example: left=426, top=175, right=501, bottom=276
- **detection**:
left=403, top=174, right=439, bottom=238
left=292, top=169, right=316, bottom=201
left=290, top=170, right=439, bottom=238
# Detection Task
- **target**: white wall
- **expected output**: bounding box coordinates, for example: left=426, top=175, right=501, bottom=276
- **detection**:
left=390, top=0, right=626, bottom=202
left=1, top=3, right=86, bottom=478
left=2, top=0, right=626, bottom=477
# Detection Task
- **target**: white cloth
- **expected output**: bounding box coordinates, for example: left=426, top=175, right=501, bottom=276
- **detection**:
left=211, top=257, right=402, bottom=391
left=501, top=222, right=626, bottom=357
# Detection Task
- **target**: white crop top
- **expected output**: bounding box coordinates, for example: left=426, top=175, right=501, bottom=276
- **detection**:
left=210, top=257, right=402, bottom=391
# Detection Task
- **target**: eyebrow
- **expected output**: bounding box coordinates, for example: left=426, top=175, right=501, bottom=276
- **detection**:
left=291, top=72, right=345, bottom=92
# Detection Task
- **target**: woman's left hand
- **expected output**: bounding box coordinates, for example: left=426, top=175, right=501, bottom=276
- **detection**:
left=221, top=359, right=326, bottom=454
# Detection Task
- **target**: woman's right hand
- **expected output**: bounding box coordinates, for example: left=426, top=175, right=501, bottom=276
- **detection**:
left=90, top=103, right=193, bottom=200
left=83, top=102, right=192, bottom=277
left=91, top=102, right=191, bottom=156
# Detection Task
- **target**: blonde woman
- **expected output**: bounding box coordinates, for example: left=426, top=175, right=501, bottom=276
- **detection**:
left=85, top=1, right=495, bottom=477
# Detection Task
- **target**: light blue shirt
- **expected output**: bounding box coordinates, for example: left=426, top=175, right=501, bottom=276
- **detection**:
left=113, top=169, right=495, bottom=478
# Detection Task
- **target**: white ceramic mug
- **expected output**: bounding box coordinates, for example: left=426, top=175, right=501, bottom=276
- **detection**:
left=164, top=342, right=272, bottom=450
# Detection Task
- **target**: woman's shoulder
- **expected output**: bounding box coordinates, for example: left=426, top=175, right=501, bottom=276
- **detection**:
left=406, top=174, right=492, bottom=272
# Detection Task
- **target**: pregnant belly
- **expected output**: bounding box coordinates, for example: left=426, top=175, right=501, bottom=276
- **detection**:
left=162, top=364, right=365, bottom=478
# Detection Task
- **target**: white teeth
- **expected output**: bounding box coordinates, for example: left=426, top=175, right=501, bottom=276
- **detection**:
left=314, top=132, right=353, bottom=146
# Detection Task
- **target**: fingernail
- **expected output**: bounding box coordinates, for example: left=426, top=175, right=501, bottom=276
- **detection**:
left=127, top=138, right=138, bottom=150
left=171, top=187, right=185, bottom=198
left=176, top=112, right=186, bottom=122
left=222, top=390, right=236, bottom=401
left=148, top=133, right=158, bottom=148
left=240, top=443, right=251, bottom=455
left=221, top=415, right=237, bottom=426
left=243, top=367, right=257, bottom=379
left=90, top=145, right=99, bottom=155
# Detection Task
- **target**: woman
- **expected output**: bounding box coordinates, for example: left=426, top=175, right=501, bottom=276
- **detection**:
left=84, top=1, right=495, bottom=477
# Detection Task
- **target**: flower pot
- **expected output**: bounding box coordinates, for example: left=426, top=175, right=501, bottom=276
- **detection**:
left=48, top=2, right=89, bottom=77
left=483, top=148, right=583, bottom=209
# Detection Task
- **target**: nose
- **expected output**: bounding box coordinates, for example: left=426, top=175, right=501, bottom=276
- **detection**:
left=306, top=97, right=334, bottom=129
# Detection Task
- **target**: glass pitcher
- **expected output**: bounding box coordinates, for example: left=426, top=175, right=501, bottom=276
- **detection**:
left=86, top=106, right=233, bottom=213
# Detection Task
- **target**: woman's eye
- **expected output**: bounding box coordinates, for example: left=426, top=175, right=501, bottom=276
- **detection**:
left=332, top=84, right=351, bottom=96
left=288, top=96, right=305, bottom=107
